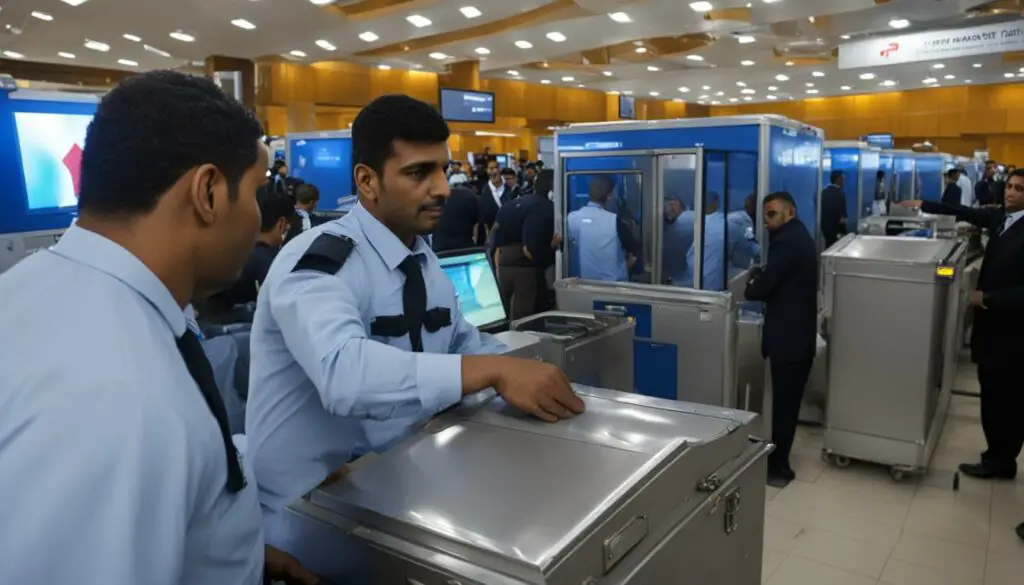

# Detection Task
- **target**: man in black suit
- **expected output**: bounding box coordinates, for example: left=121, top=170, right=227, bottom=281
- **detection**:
left=477, top=159, right=513, bottom=244
left=433, top=185, right=480, bottom=253
left=901, top=169, right=1024, bottom=484
left=283, top=183, right=329, bottom=244
left=975, top=160, right=1004, bottom=206
left=745, top=191, right=819, bottom=488
left=820, top=170, right=847, bottom=249
left=941, top=168, right=963, bottom=206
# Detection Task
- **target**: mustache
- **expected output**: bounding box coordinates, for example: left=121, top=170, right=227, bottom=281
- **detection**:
left=418, top=197, right=447, bottom=212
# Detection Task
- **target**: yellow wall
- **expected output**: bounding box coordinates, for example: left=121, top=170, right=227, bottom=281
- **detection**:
left=710, top=83, right=1024, bottom=162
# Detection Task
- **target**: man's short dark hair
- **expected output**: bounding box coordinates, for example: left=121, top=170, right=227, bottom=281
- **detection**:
left=829, top=170, right=844, bottom=184
left=946, top=168, right=960, bottom=178
left=1010, top=168, right=1024, bottom=180
left=257, top=185, right=296, bottom=232
left=764, top=191, right=797, bottom=209
left=294, top=183, right=320, bottom=205
left=985, top=159, right=997, bottom=166
left=500, top=167, right=516, bottom=178
left=79, top=70, right=263, bottom=217
left=877, top=170, right=886, bottom=179
left=534, top=169, right=554, bottom=198
left=352, top=94, right=450, bottom=176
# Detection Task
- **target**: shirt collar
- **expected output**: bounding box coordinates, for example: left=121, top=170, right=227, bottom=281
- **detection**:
left=352, top=202, right=430, bottom=271
left=49, top=225, right=187, bottom=337
left=1006, top=209, right=1024, bottom=224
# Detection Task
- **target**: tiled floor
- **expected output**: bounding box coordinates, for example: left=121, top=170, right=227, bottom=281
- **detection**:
left=762, top=361, right=1024, bottom=585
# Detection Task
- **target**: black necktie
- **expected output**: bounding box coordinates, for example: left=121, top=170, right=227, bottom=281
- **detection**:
left=176, top=329, right=246, bottom=493
left=398, top=255, right=428, bottom=352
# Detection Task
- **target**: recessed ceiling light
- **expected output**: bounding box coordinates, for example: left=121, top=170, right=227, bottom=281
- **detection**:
left=290, top=50, right=307, bottom=58
left=766, top=94, right=778, bottom=100
left=808, top=16, right=815, bottom=24
left=60, top=0, right=90, bottom=5
left=117, top=59, right=138, bottom=67
left=689, top=2, right=714, bottom=13
left=840, top=34, right=851, bottom=40
left=944, top=74, right=955, bottom=80
left=378, top=64, right=391, bottom=70
left=741, top=60, right=755, bottom=66
left=507, top=69, right=519, bottom=76
left=622, top=90, right=633, bottom=95
left=316, top=39, right=336, bottom=51
left=359, top=31, right=379, bottom=42
left=785, top=61, right=794, bottom=66
left=806, top=89, right=819, bottom=94
left=169, top=31, right=195, bottom=42
left=881, top=79, right=896, bottom=87
left=144, top=44, right=171, bottom=57
left=889, top=18, right=910, bottom=29
left=686, top=54, right=704, bottom=61
left=711, top=100, right=721, bottom=105
left=84, top=40, right=110, bottom=52
left=736, top=81, right=746, bottom=87
left=737, top=35, right=755, bottom=44
left=540, top=79, right=551, bottom=84
left=702, top=85, right=711, bottom=90
left=309, top=0, right=333, bottom=4
left=2, top=50, right=24, bottom=59
left=474, top=47, right=490, bottom=55
left=806, top=82, right=815, bottom=87
left=603, top=71, right=613, bottom=76
left=647, top=65, right=660, bottom=72
left=515, top=40, right=533, bottom=49
left=699, top=94, right=710, bottom=99
left=859, top=72, right=876, bottom=80
left=741, top=88, right=755, bottom=94
left=429, top=52, right=448, bottom=60
left=965, top=79, right=973, bottom=84
left=840, top=85, right=851, bottom=90
left=650, top=91, right=660, bottom=96
left=561, top=76, right=574, bottom=81
left=635, top=47, right=648, bottom=54
left=1004, top=72, right=1016, bottom=78
left=715, top=91, right=725, bottom=96
left=678, top=86, right=690, bottom=92
left=546, top=32, right=566, bottom=42
left=768, top=85, right=778, bottom=91
left=232, top=19, right=256, bottom=30
left=775, top=74, right=789, bottom=81
left=460, top=6, right=482, bottom=18
left=729, top=97, right=739, bottom=103
left=673, top=98, right=684, bottom=103
left=608, top=12, right=632, bottom=23
left=932, top=63, right=945, bottom=69
left=30, top=11, right=53, bottom=21
left=743, top=96, right=753, bottom=101
left=578, top=84, right=586, bottom=88
left=406, top=15, right=432, bottom=27
left=123, top=34, right=141, bottom=42
left=812, top=71, right=825, bottom=77
left=58, top=51, right=76, bottom=59
left=922, top=77, right=937, bottom=84
left=607, top=90, right=620, bottom=95
left=973, top=63, right=982, bottom=68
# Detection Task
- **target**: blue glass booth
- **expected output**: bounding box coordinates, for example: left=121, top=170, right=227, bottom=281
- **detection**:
left=285, top=129, right=357, bottom=213
left=822, top=141, right=882, bottom=230
left=883, top=150, right=945, bottom=204
left=554, top=115, right=824, bottom=292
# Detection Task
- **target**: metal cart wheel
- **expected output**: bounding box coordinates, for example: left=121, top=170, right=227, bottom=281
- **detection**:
left=832, top=455, right=852, bottom=468
left=821, top=450, right=831, bottom=464
left=890, top=468, right=906, bottom=482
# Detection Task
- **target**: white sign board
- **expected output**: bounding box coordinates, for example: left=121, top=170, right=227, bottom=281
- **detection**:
left=838, top=20, right=1024, bottom=69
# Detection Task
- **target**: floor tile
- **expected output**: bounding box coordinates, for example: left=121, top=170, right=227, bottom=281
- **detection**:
left=772, top=480, right=910, bottom=528
left=761, top=549, right=787, bottom=584
left=889, top=533, right=987, bottom=582
left=919, top=468, right=993, bottom=499
left=766, top=556, right=878, bottom=585
left=901, top=505, right=990, bottom=548
left=763, top=515, right=806, bottom=553
left=984, top=550, right=1024, bottom=585
left=987, top=521, right=1024, bottom=555
left=767, top=498, right=903, bottom=548
left=790, top=527, right=894, bottom=579
left=879, top=558, right=982, bottom=585
left=909, top=485, right=992, bottom=521
left=815, top=466, right=919, bottom=506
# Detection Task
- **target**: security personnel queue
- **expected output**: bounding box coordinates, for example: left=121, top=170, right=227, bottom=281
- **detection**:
left=0, top=72, right=584, bottom=584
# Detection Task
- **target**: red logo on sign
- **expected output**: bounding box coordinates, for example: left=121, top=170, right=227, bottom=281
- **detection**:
left=880, top=42, right=899, bottom=58
left=62, top=143, right=84, bottom=198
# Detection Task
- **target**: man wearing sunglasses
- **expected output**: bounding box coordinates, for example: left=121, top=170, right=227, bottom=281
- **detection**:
left=901, top=170, right=1024, bottom=495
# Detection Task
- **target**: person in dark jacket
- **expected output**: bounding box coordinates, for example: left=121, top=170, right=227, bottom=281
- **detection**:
left=975, top=160, right=1004, bottom=206
left=941, top=168, right=963, bottom=206
left=745, top=191, right=819, bottom=488
left=820, top=170, right=847, bottom=249
left=901, top=169, right=1024, bottom=483
left=432, top=185, right=480, bottom=253
left=283, top=183, right=328, bottom=244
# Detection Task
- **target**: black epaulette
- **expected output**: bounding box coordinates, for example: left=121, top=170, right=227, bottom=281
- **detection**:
left=291, top=233, right=356, bottom=275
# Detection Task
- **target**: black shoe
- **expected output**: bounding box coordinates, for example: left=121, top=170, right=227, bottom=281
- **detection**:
left=1017, top=522, right=1024, bottom=543
left=767, top=472, right=793, bottom=488
left=958, top=461, right=1017, bottom=480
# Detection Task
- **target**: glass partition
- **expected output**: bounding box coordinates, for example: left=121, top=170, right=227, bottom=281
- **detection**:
left=659, top=153, right=699, bottom=286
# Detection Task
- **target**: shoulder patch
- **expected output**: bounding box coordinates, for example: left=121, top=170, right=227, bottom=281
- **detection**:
left=292, top=233, right=356, bottom=275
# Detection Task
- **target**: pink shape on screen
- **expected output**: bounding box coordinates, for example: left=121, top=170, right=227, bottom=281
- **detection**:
left=63, top=143, right=84, bottom=198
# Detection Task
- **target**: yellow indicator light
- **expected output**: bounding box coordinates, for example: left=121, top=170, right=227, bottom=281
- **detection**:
left=936, top=266, right=955, bottom=277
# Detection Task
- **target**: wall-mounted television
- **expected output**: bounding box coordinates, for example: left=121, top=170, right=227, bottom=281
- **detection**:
left=439, top=88, right=495, bottom=124
left=618, top=95, right=636, bottom=120
left=863, top=133, right=894, bottom=149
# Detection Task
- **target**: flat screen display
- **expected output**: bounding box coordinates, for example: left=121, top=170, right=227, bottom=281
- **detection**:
left=438, top=251, right=506, bottom=328
left=288, top=137, right=354, bottom=210
left=14, top=111, right=93, bottom=212
left=618, top=95, right=636, bottom=120
left=863, top=133, right=894, bottom=149
left=439, top=88, right=495, bottom=124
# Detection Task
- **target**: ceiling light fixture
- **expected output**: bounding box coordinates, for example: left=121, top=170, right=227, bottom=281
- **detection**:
left=540, top=79, right=551, bottom=84
left=737, top=35, right=755, bottom=44
left=546, top=32, right=566, bottom=42
left=169, top=31, right=195, bottom=42
left=60, top=0, right=90, bottom=5
left=30, top=11, right=53, bottom=21
left=515, top=40, right=533, bottom=49
left=232, top=19, right=256, bottom=30
left=316, top=39, right=336, bottom=51
left=289, top=50, right=307, bottom=58
left=702, top=85, right=711, bottom=90
left=736, top=81, right=747, bottom=87
left=686, top=54, right=704, bottom=61
left=84, top=39, right=110, bottom=52
left=608, top=12, right=632, bottom=23
left=359, top=31, right=379, bottom=42
left=965, top=79, right=973, bottom=84
left=768, top=85, right=778, bottom=91
left=507, top=69, right=519, bottom=76
left=840, top=34, right=851, bottom=40
left=806, top=89, right=819, bottom=94
left=741, top=88, right=755, bottom=94
left=775, top=74, right=789, bottom=81
left=378, top=64, right=391, bottom=70
left=1004, top=72, right=1016, bottom=78
left=674, top=98, right=684, bottom=103
left=711, top=100, right=721, bottom=105
left=922, top=77, right=937, bottom=84
left=973, top=63, right=982, bottom=68
left=806, top=82, right=815, bottom=87
left=729, top=97, right=739, bottom=103
left=406, top=15, right=432, bottom=27
left=944, top=74, right=955, bottom=80
left=58, top=51, right=76, bottom=59
left=622, top=90, right=633, bottom=95
left=123, top=33, right=141, bottom=42
left=766, top=94, right=778, bottom=100
left=650, top=91, right=660, bottom=96
left=561, top=76, right=574, bottom=81
left=578, top=84, right=586, bottom=88
left=881, top=79, right=896, bottom=87
left=840, top=85, right=851, bottom=90
left=602, top=71, right=613, bottom=76
left=2, top=50, right=24, bottom=59
left=678, top=86, right=690, bottom=92
left=699, top=94, right=709, bottom=99
left=715, top=91, right=725, bottom=96
left=429, top=52, right=448, bottom=60
left=743, top=96, right=752, bottom=101
left=785, top=61, right=794, bottom=66
left=474, top=47, right=490, bottom=55
left=859, top=72, right=876, bottom=80
left=309, top=0, right=333, bottom=4
left=888, top=18, right=910, bottom=30
left=460, top=6, right=482, bottom=18
left=689, top=2, right=713, bottom=12
left=144, top=44, right=171, bottom=57
left=812, top=71, right=825, bottom=77
left=741, top=60, right=755, bottom=66
left=117, top=59, right=138, bottom=66
left=932, top=63, right=945, bottom=69
left=647, top=65, right=660, bottom=71
left=635, top=47, right=648, bottom=54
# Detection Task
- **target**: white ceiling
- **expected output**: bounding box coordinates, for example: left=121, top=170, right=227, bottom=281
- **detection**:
left=0, top=0, right=1020, bottom=104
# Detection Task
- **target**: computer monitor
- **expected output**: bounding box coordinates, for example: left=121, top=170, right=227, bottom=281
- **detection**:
left=437, top=248, right=506, bottom=329
left=14, top=111, right=93, bottom=213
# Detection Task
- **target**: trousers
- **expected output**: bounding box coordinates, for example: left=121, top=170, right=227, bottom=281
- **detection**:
left=978, top=361, right=1024, bottom=467
left=769, top=358, right=813, bottom=471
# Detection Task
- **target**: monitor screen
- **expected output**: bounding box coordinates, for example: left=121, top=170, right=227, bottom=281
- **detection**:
left=14, top=111, right=93, bottom=212
left=438, top=251, right=506, bottom=328
left=439, top=88, right=495, bottom=124
left=618, top=95, right=636, bottom=120
left=863, top=133, right=894, bottom=149
left=288, top=137, right=354, bottom=210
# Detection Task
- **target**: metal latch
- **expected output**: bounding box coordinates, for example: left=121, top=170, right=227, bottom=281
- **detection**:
left=724, top=490, right=741, bottom=535
left=696, top=473, right=722, bottom=493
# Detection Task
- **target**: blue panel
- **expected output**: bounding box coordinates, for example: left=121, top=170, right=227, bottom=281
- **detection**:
left=860, top=149, right=881, bottom=219
left=557, top=124, right=761, bottom=153
left=823, top=148, right=860, bottom=233
left=915, top=154, right=943, bottom=202
left=0, top=93, right=96, bottom=234
left=634, top=341, right=678, bottom=400
left=288, top=137, right=354, bottom=211
left=592, top=300, right=651, bottom=338
left=892, top=154, right=916, bottom=202
left=769, top=126, right=822, bottom=244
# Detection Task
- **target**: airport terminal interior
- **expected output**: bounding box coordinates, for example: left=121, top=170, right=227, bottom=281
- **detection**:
left=3, top=0, right=1024, bottom=583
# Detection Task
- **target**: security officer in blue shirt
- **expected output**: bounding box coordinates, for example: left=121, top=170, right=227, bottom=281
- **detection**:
left=246, top=94, right=584, bottom=517
left=0, top=71, right=316, bottom=585
left=662, top=196, right=695, bottom=286
left=567, top=175, right=641, bottom=281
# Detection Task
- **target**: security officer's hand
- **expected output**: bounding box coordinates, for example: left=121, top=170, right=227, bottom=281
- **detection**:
left=494, top=359, right=586, bottom=422
left=264, top=545, right=319, bottom=584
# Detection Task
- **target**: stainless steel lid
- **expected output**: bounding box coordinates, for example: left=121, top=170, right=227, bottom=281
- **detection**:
left=825, top=235, right=957, bottom=264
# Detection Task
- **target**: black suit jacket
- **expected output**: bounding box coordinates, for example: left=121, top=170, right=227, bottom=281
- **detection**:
left=941, top=183, right=962, bottom=206
left=477, top=184, right=518, bottom=243
left=745, top=218, right=818, bottom=363
left=820, top=185, right=847, bottom=246
left=975, top=179, right=1005, bottom=206
left=922, top=201, right=1024, bottom=365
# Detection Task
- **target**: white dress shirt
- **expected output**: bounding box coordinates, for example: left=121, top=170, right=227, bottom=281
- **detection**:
left=957, top=174, right=974, bottom=207
left=1001, top=209, right=1024, bottom=234
left=488, top=180, right=506, bottom=208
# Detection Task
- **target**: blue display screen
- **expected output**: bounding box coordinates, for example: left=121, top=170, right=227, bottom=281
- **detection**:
left=619, top=95, right=636, bottom=120
left=863, top=134, right=894, bottom=149
left=438, top=252, right=506, bottom=327
left=288, top=137, right=353, bottom=211
left=439, top=88, right=495, bottom=123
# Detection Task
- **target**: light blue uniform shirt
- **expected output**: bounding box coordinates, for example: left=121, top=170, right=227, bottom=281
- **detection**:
left=685, top=211, right=761, bottom=290
left=247, top=202, right=505, bottom=514
left=726, top=210, right=761, bottom=276
left=567, top=202, right=628, bottom=282
left=0, top=226, right=264, bottom=585
left=662, top=210, right=695, bottom=286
